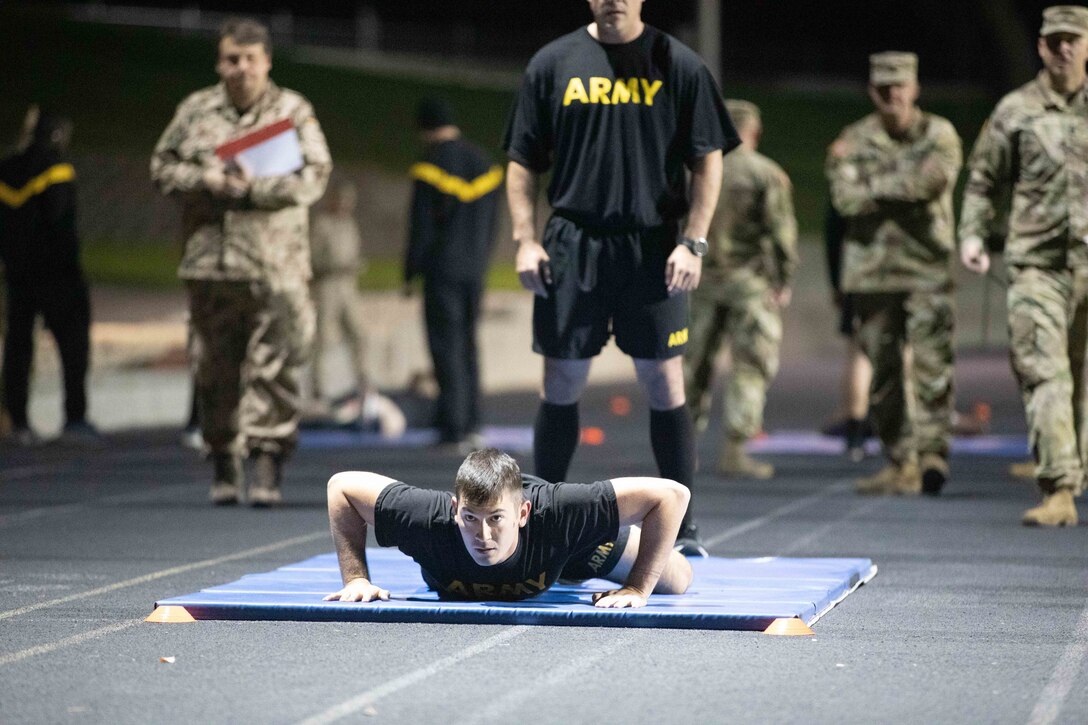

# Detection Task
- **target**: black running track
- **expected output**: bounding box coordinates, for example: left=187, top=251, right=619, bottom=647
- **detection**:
left=2, top=351, right=1086, bottom=724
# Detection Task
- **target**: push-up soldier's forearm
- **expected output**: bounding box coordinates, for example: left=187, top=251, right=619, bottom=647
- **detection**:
left=593, top=477, right=693, bottom=608
left=324, top=472, right=396, bottom=602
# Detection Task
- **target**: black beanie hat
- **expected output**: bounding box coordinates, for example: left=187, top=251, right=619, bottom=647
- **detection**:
left=416, top=97, right=455, bottom=130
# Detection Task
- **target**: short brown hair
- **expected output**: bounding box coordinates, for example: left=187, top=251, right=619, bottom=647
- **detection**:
left=220, top=17, right=272, bottom=56
left=454, top=449, right=524, bottom=506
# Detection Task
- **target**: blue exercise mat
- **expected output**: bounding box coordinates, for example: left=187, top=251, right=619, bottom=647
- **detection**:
left=156, top=550, right=877, bottom=631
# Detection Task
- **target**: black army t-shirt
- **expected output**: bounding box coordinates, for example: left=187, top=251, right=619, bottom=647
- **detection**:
left=503, top=24, right=738, bottom=229
left=373, top=475, right=620, bottom=600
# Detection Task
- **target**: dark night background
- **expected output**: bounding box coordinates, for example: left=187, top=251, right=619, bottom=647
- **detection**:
left=18, top=1, right=1067, bottom=89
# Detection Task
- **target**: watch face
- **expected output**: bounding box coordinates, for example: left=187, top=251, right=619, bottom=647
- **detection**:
left=693, top=238, right=709, bottom=256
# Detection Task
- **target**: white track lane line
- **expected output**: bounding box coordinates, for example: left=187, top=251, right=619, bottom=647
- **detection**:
left=776, top=498, right=886, bottom=555
left=447, top=633, right=632, bottom=725
left=702, top=481, right=852, bottom=548
left=296, top=626, right=531, bottom=725
left=0, top=621, right=141, bottom=667
left=1027, top=601, right=1088, bottom=725
left=0, top=531, right=328, bottom=621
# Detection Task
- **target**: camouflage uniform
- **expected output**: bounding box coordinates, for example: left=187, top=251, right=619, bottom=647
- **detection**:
left=960, top=70, right=1088, bottom=497
left=309, top=209, right=368, bottom=398
left=151, top=81, right=331, bottom=460
left=827, top=58, right=962, bottom=473
left=685, top=123, right=797, bottom=447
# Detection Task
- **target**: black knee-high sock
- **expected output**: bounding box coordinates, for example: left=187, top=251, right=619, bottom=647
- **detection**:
left=534, top=401, right=580, bottom=483
left=650, top=405, right=696, bottom=528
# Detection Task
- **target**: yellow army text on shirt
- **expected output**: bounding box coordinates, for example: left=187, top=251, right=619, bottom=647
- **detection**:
left=703, top=146, right=798, bottom=290
left=960, top=71, right=1088, bottom=270
left=826, top=111, right=962, bottom=293
left=150, top=81, right=332, bottom=284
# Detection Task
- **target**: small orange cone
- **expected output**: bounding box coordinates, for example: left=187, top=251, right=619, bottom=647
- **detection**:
left=145, top=606, right=196, bottom=623
left=763, top=617, right=814, bottom=636
left=580, top=427, right=605, bottom=446
left=609, top=395, right=632, bottom=416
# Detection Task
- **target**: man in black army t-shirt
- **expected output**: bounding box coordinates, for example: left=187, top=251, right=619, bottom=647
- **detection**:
left=503, top=0, right=738, bottom=556
left=324, top=448, right=693, bottom=608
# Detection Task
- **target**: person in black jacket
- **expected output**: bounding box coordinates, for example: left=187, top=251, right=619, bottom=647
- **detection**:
left=0, top=110, right=96, bottom=445
left=405, top=98, right=503, bottom=451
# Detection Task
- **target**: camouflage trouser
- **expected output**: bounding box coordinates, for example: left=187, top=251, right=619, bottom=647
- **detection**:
left=1006, top=266, right=1088, bottom=495
left=187, top=279, right=315, bottom=459
left=684, top=276, right=782, bottom=440
left=853, top=289, right=954, bottom=464
left=310, top=273, right=368, bottom=398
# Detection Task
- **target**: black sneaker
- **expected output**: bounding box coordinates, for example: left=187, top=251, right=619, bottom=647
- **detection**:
left=844, top=418, right=867, bottom=462
left=674, top=523, right=709, bottom=558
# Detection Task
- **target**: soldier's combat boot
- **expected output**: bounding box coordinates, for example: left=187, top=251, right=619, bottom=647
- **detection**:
left=920, top=453, right=949, bottom=496
left=1021, top=489, right=1078, bottom=527
left=717, top=438, right=774, bottom=479
left=210, top=453, right=243, bottom=505
left=856, top=460, right=920, bottom=496
left=249, top=451, right=284, bottom=507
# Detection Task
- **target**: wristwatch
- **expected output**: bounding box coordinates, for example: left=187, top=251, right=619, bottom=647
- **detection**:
left=678, top=236, right=709, bottom=257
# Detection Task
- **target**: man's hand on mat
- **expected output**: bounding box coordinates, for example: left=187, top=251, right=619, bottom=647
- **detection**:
left=323, top=577, right=390, bottom=603
left=592, top=587, right=648, bottom=609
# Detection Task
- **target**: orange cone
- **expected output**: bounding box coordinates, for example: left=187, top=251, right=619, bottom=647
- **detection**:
left=145, top=606, right=196, bottom=623
left=763, top=617, right=814, bottom=636
left=580, top=427, right=605, bottom=446
left=609, top=395, right=632, bottom=416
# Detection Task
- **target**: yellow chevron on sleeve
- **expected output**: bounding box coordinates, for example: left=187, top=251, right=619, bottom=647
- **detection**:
left=409, top=163, right=504, bottom=202
left=0, top=163, right=76, bottom=209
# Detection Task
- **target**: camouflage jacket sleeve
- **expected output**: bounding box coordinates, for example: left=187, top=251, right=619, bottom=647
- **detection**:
left=825, top=131, right=879, bottom=217
left=249, top=99, right=332, bottom=211
left=764, top=163, right=799, bottom=288
left=150, top=97, right=208, bottom=195
left=869, top=120, right=962, bottom=204
left=958, top=112, right=1012, bottom=247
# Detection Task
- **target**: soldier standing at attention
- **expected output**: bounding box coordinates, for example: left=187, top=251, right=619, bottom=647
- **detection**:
left=960, top=6, right=1088, bottom=526
left=684, top=100, right=797, bottom=479
left=151, top=18, right=331, bottom=506
left=826, top=52, right=962, bottom=497
left=504, top=0, right=737, bottom=555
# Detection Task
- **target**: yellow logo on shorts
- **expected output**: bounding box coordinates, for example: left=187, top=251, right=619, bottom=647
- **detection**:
left=667, top=328, right=689, bottom=348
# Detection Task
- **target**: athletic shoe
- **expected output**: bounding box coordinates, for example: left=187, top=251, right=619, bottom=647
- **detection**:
left=844, top=418, right=868, bottom=462
left=179, top=425, right=204, bottom=451
left=674, top=523, right=709, bottom=558
left=7, top=426, right=41, bottom=447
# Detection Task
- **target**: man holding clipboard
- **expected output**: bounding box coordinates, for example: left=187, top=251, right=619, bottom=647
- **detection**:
left=151, top=17, right=331, bottom=506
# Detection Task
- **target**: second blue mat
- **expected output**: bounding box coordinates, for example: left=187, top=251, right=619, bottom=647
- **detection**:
left=157, top=550, right=876, bottom=631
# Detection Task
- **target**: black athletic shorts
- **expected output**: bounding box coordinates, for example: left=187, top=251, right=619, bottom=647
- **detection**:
left=532, top=215, right=689, bottom=360
left=559, top=525, right=631, bottom=582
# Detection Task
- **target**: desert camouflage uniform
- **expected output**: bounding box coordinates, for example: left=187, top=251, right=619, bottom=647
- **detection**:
left=151, top=81, right=331, bottom=458
left=827, top=110, right=962, bottom=466
left=309, top=211, right=369, bottom=397
left=960, top=71, right=1088, bottom=495
left=685, top=145, right=797, bottom=441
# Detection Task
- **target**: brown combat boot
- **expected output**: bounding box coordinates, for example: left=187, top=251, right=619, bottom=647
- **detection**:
left=1021, top=489, right=1078, bottom=527
left=717, top=439, right=774, bottom=479
left=856, top=460, right=920, bottom=496
left=209, top=453, right=243, bottom=505
left=248, top=451, right=284, bottom=507
left=920, top=453, right=949, bottom=496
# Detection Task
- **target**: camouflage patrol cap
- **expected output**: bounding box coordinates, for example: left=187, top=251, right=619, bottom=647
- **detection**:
left=869, top=51, right=918, bottom=85
left=724, top=99, right=760, bottom=129
left=1041, top=5, right=1088, bottom=36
